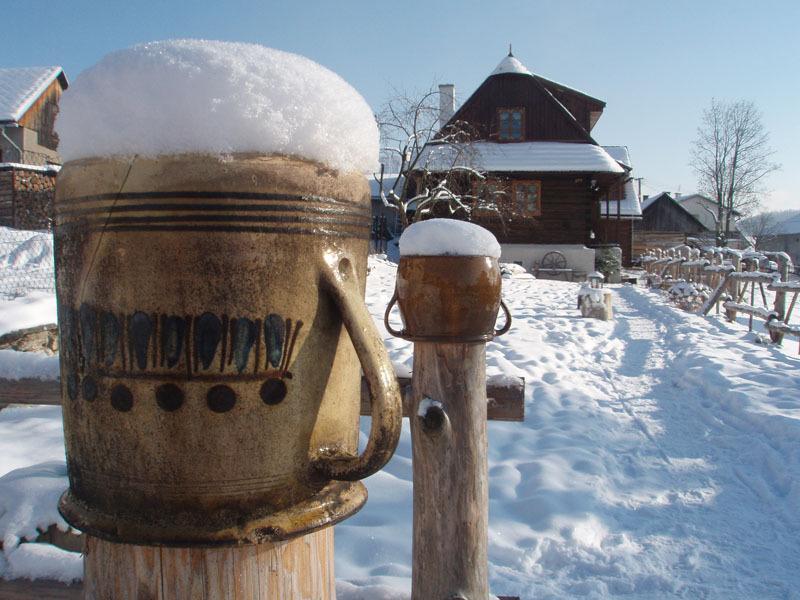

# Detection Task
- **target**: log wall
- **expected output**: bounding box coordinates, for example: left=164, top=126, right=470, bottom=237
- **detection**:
left=471, top=174, right=595, bottom=244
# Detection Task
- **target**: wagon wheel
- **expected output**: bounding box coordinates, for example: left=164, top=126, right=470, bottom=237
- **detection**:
left=540, top=251, right=567, bottom=271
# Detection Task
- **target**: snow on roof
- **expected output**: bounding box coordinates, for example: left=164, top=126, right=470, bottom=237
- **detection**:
left=486, top=52, right=603, bottom=105
left=601, top=179, right=641, bottom=219
left=491, top=54, right=532, bottom=76
left=0, top=162, right=61, bottom=173
left=601, top=146, right=631, bottom=169
left=416, top=141, right=625, bottom=174
left=0, top=67, right=65, bottom=123
left=57, top=40, right=378, bottom=172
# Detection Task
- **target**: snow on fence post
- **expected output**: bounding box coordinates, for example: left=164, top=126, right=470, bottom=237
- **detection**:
left=578, top=272, right=613, bottom=320
left=384, top=219, right=513, bottom=600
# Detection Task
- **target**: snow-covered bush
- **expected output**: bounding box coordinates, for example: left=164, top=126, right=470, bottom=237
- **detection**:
left=667, top=280, right=711, bottom=311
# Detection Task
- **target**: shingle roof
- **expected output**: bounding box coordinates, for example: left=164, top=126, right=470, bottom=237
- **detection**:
left=416, top=141, right=625, bottom=174
left=641, top=192, right=669, bottom=211
left=0, top=66, right=66, bottom=123
left=487, top=53, right=604, bottom=106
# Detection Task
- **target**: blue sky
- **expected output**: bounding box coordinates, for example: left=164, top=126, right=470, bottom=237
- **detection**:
left=4, top=0, right=798, bottom=210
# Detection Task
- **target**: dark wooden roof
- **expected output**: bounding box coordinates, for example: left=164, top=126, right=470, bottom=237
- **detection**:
left=533, top=74, right=605, bottom=109
left=640, top=194, right=710, bottom=233
left=438, top=55, right=606, bottom=141
left=440, top=70, right=596, bottom=144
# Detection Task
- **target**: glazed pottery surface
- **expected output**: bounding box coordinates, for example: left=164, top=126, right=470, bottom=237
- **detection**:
left=387, top=255, right=508, bottom=343
left=54, top=153, right=401, bottom=545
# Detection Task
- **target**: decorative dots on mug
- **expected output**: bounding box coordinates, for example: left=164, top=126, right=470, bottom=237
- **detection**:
left=155, top=383, right=184, bottom=412
left=260, top=378, right=288, bottom=405
left=207, top=385, right=237, bottom=413
left=110, top=385, right=134, bottom=412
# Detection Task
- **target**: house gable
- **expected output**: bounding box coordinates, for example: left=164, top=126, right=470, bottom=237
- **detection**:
left=439, top=55, right=596, bottom=144
left=0, top=67, right=68, bottom=164
left=407, top=53, right=633, bottom=259
left=641, top=194, right=709, bottom=233
left=0, top=67, right=68, bottom=124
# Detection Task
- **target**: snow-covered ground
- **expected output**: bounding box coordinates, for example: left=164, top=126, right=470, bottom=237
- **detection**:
left=1, top=239, right=800, bottom=598
left=342, top=257, right=800, bottom=599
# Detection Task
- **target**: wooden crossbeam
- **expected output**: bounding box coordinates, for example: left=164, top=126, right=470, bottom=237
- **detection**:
left=0, top=375, right=525, bottom=421
left=1, top=374, right=526, bottom=422
left=361, top=373, right=524, bottom=422
left=0, top=577, right=82, bottom=599
left=0, top=378, right=61, bottom=407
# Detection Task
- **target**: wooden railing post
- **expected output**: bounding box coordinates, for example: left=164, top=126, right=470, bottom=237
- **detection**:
left=383, top=223, right=515, bottom=600
left=725, top=255, right=742, bottom=322
left=411, top=342, right=489, bottom=600
left=770, top=255, right=791, bottom=344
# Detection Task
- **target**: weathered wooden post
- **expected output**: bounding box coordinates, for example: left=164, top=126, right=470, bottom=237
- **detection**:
left=83, top=529, right=336, bottom=599
left=51, top=41, right=403, bottom=599
left=770, top=253, right=791, bottom=344
left=384, top=219, right=511, bottom=600
left=725, top=253, right=742, bottom=322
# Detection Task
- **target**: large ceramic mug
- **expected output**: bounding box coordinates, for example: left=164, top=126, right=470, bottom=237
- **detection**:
left=384, top=255, right=511, bottom=343
left=54, top=153, right=401, bottom=546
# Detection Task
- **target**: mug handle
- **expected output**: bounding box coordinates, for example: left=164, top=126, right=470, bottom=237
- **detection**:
left=383, top=290, right=405, bottom=338
left=494, top=299, right=512, bottom=337
left=313, top=252, right=402, bottom=481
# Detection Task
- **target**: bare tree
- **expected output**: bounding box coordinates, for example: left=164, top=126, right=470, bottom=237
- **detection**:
left=690, top=99, right=780, bottom=246
left=374, top=87, right=504, bottom=229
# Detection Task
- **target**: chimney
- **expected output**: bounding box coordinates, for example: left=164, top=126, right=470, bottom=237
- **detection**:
left=439, top=84, right=455, bottom=129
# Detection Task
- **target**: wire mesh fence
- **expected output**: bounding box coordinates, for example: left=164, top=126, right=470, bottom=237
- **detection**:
left=0, top=227, right=55, bottom=299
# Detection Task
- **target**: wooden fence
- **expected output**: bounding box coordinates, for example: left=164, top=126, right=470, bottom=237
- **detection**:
left=641, top=245, right=800, bottom=351
left=0, top=370, right=524, bottom=598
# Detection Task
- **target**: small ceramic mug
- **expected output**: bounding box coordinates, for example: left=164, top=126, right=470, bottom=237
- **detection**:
left=384, top=255, right=511, bottom=343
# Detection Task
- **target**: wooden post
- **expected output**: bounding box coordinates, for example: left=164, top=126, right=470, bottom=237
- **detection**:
left=83, top=528, right=335, bottom=600
left=411, top=342, right=488, bottom=600
left=725, top=256, right=741, bottom=322
left=771, top=256, right=791, bottom=344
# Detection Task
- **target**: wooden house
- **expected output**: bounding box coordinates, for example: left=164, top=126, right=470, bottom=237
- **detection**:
left=632, top=192, right=712, bottom=256
left=411, top=52, right=640, bottom=273
left=674, top=193, right=745, bottom=246
left=0, top=66, right=68, bottom=229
